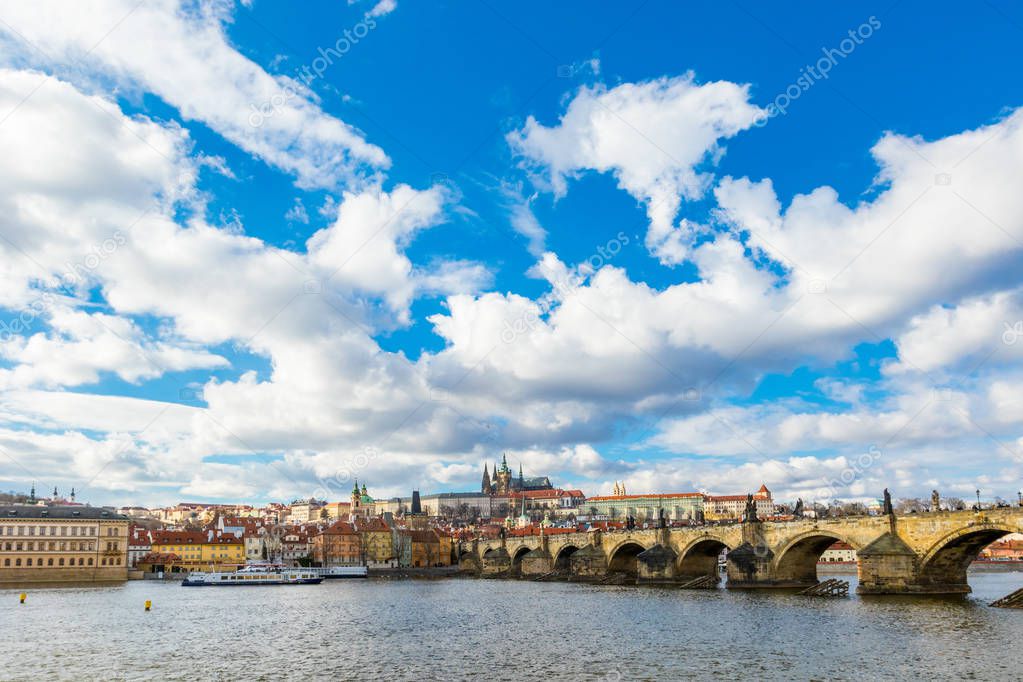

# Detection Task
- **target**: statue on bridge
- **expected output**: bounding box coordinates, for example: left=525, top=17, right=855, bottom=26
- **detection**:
left=743, top=493, right=759, bottom=522
left=793, top=498, right=804, bottom=518
left=931, top=490, right=940, bottom=511
left=882, top=488, right=893, bottom=515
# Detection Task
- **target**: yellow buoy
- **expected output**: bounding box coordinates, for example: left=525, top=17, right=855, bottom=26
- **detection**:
left=144, top=600, right=151, bottom=611
left=19, top=593, right=26, bottom=604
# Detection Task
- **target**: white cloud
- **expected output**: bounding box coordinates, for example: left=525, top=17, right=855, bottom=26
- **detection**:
left=367, top=0, right=397, bottom=18
left=887, top=288, right=1023, bottom=375
left=0, top=307, right=228, bottom=389
left=509, top=74, right=763, bottom=264
left=285, top=198, right=309, bottom=224
left=0, top=0, right=389, bottom=190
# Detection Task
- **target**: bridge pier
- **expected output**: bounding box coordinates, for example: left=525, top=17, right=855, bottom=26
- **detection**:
left=481, top=547, right=511, bottom=576
left=725, top=541, right=796, bottom=588
left=636, top=544, right=678, bottom=584
left=569, top=544, right=608, bottom=580
left=519, top=549, right=553, bottom=576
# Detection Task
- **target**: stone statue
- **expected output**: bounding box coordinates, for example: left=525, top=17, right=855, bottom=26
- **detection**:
left=743, top=493, right=759, bottom=522
left=793, top=498, right=804, bottom=518
left=931, top=490, right=940, bottom=511
left=883, top=488, right=893, bottom=515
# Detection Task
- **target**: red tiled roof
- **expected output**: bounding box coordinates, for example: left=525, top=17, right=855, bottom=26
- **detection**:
left=151, top=530, right=207, bottom=545
left=398, top=529, right=439, bottom=543
left=151, top=530, right=242, bottom=546
left=356, top=517, right=390, bottom=532
left=321, top=520, right=357, bottom=535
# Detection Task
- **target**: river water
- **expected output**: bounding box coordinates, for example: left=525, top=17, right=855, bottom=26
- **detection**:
left=1, top=571, right=1019, bottom=681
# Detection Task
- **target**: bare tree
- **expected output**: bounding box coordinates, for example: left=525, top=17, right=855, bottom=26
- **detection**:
left=840, top=501, right=867, bottom=516
left=896, top=497, right=925, bottom=514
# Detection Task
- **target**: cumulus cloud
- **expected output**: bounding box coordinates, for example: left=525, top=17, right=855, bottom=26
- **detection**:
left=509, top=74, right=763, bottom=264
left=0, top=0, right=388, bottom=189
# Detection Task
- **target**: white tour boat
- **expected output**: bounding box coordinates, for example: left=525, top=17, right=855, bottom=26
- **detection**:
left=307, top=565, right=369, bottom=579
left=181, top=564, right=323, bottom=586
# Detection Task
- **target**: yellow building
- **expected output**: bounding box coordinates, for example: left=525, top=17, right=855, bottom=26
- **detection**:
left=0, top=505, right=129, bottom=584
left=148, top=530, right=244, bottom=572
left=356, top=517, right=393, bottom=565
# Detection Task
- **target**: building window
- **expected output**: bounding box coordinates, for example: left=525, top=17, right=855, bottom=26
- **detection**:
left=47, top=558, right=53, bottom=566
left=15, top=558, right=21, bottom=566
left=79, top=558, right=84, bottom=566
left=58, top=558, right=64, bottom=566
left=87, top=558, right=93, bottom=566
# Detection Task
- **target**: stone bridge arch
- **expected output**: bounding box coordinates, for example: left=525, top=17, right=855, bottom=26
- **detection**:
left=771, top=528, right=858, bottom=587
left=606, top=538, right=652, bottom=576
left=510, top=545, right=533, bottom=571
left=916, top=521, right=1019, bottom=592
left=553, top=544, right=581, bottom=571
left=676, top=534, right=732, bottom=578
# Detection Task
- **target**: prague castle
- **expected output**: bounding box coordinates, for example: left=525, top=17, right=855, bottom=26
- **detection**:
left=481, top=455, right=553, bottom=496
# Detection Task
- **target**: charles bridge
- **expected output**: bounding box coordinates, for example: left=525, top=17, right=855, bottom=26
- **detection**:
left=457, top=507, right=1023, bottom=594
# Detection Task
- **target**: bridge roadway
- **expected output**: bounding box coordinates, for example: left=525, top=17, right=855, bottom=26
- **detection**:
left=458, top=507, right=1023, bottom=594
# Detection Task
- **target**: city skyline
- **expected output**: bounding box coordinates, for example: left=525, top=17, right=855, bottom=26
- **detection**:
left=0, top=3, right=1022, bottom=507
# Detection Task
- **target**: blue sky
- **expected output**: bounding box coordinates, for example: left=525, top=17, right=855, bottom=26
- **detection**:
left=0, top=0, right=1021, bottom=507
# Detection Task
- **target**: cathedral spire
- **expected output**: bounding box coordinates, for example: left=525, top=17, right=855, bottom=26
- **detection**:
left=481, top=463, right=492, bottom=494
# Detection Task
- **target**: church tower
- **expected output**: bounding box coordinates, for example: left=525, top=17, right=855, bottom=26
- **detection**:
left=494, top=454, right=513, bottom=495
left=481, top=462, right=492, bottom=494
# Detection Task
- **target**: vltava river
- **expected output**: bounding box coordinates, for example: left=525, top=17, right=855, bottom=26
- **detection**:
left=1, top=572, right=1019, bottom=680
